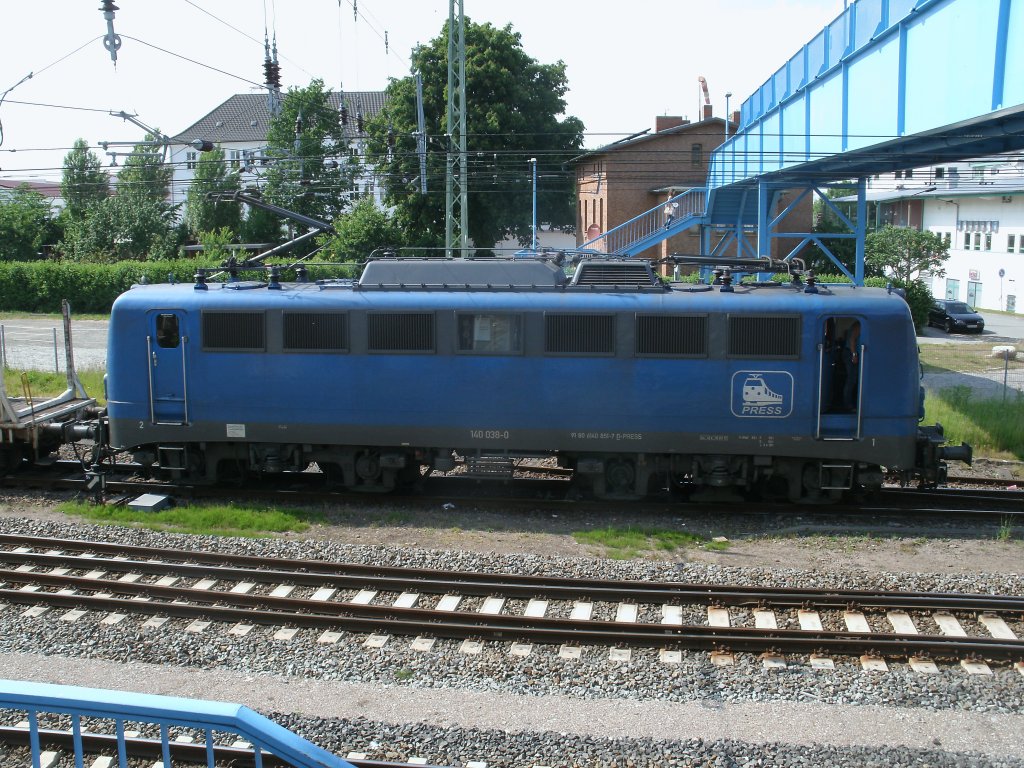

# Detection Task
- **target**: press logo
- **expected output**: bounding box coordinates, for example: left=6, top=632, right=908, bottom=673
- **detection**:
left=730, top=371, right=793, bottom=418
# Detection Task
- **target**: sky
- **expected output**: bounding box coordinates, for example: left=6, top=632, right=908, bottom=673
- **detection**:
left=0, top=0, right=846, bottom=182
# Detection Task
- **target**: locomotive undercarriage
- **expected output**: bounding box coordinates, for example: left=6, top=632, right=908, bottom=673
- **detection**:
left=571, top=451, right=885, bottom=502
left=129, top=439, right=938, bottom=503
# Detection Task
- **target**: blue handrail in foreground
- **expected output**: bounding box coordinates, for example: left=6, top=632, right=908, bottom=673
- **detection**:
left=0, top=679, right=355, bottom=768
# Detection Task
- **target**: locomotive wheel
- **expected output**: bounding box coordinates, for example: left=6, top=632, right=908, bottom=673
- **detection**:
left=605, top=458, right=636, bottom=496
left=355, top=449, right=382, bottom=482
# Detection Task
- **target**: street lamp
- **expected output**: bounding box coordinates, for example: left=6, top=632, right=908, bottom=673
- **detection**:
left=530, top=157, right=538, bottom=251
left=725, top=92, right=732, bottom=139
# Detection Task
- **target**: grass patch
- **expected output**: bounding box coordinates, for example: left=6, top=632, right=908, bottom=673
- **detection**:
left=57, top=500, right=319, bottom=537
left=4, top=368, right=106, bottom=406
left=924, top=387, right=1024, bottom=459
left=997, top=516, right=1014, bottom=543
left=573, top=526, right=727, bottom=559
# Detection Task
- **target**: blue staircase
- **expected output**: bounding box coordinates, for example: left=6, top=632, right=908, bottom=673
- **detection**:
left=580, top=188, right=705, bottom=256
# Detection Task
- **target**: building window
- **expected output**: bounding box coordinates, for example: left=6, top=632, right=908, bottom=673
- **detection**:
left=691, top=143, right=703, bottom=166
left=904, top=169, right=913, bottom=179
left=945, top=278, right=960, bottom=300
left=974, top=232, right=982, bottom=250
left=943, top=232, right=951, bottom=247
left=1008, top=234, right=1016, bottom=252
left=984, top=233, right=992, bottom=251
left=935, top=167, right=945, bottom=179
left=186, top=151, right=197, bottom=170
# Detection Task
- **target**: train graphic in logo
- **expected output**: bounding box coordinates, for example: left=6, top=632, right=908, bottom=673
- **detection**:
left=730, top=371, right=793, bottom=418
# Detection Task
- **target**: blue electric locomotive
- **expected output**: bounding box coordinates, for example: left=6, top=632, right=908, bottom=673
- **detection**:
left=104, top=257, right=969, bottom=501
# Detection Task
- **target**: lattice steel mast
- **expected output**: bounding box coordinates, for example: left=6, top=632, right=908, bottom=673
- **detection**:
left=445, top=0, right=468, bottom=257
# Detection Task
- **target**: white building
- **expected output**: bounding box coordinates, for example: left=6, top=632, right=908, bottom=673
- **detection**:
left=852, top=154, right=1024, bottom=313
left=166, top=91, right=387, bottom=214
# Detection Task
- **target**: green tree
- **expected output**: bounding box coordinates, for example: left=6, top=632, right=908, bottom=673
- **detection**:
left=61, top=195, right=181, bottom=262
left=0, top=186, right=57, bottom=260
left=239, top=201, right=283, bottom=245
left=320, top=197, right=407, bottom=261
left=366, top=19, right=584, bottom=250
left=184, top=145, right=241, bottom=239
left=263, top=79, right=355, bottom=224
left=116, top=133, right=173, bottom=204
left=60, top=139, right=109, bottom=221
left=865, top=225, right=948, bottom=285
left=61, top=134, right=182, bottom=261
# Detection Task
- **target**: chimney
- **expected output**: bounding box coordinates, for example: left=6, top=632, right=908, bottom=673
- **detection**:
left=702, top=104, right=713, bottom=120
left=656, top=115, right=687, bottom=132
left=730, top=109, right=740, bottom=127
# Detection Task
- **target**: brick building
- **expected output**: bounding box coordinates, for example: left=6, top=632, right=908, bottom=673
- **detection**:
left=574, top=114, right=812, bottom=272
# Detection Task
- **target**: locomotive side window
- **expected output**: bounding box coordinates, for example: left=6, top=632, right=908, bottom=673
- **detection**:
left=544, top=314, right=615, bottom=356
left=283, top=312, right=348, bottom=352
left=635, top=314, right=707, bottom=357
left=456, top=313, right=522, bottom=354
left=727, top=315, right=801, bottom=358
left=367, top=312, right=435, bottom=353
left=202, top=311, right=265, bottom=351
left=155, top=314, right=179, bottom=348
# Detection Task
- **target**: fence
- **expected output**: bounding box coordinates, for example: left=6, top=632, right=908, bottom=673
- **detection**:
left=0, top=321, right=107, bottom=373
left=920, top=343, right=1024, bottom=403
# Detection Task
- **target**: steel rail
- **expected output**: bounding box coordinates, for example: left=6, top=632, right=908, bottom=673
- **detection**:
left=0, top=727, right=444, bottom=768
left=3, top=534, right=1023, bottom=612
left=1, top=579, right=1021, bottom=661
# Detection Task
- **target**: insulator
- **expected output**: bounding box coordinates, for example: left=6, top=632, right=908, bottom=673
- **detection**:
left=294, top=111, right=304, bottom=136
left=356, top=110, right=364, bottom=133
left=385, top=30, right=389, bottom=55
left=340, top=102, right=349, bottom=125
left=353, top=0, right=357, bottom=21
left=387, top=124, right=396, bottom=148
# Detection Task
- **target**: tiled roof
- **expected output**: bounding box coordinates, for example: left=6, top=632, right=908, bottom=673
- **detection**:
left=571, top=117, right=728, bottom=163
left=0, top=179, right=63, bottom=198
left=170, top=91, right=387, bottom=144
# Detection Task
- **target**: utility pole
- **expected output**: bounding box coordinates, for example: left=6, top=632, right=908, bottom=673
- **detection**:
left=445, top=0, right=468, bottom=258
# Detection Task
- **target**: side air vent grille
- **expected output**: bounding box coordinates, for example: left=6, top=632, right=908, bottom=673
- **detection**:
left=545, top=314, right=615, bottom=355
left=368, top=312, right=435, bottom=352
left=728, top=315, right=801, bottom=358
left=636, top=315, right=708, bottom=356
left=573, top=262, right=658, bottom=287
left=202, top=311, right=265, bottom=351
left=283, top=312, right=348, bottom=351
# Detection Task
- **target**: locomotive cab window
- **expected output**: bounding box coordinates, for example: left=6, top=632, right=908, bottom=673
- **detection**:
left=457, top=313, right=522, bottom=354
left=155, top=314, right=179, bottom=348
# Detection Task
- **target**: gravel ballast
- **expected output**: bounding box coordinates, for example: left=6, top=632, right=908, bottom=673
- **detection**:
left=1, top=512, right=1022, bottom=767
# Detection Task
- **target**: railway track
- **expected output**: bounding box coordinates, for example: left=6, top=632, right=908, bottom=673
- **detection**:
left=0, top=726, right=442, bottom=768
left=3, top=534, right=1023, bottom=674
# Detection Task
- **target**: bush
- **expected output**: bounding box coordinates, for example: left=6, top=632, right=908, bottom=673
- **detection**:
left=0, top=260, right=360, bottom=314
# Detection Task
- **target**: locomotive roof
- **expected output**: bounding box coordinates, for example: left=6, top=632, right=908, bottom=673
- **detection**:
left=112, top=258, right=912, bottom=319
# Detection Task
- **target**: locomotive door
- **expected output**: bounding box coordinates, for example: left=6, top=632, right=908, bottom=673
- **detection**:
left=147, top=310, right=189, bottom=425
left=816, top=316, right=862, bottom=440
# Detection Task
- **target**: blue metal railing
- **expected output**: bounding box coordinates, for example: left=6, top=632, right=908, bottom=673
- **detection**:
left=580, top=188, right=706, bottom=256
left=0, top=679, right=355, bottom=768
